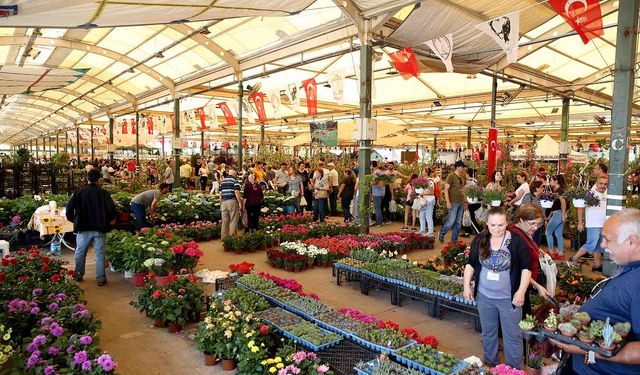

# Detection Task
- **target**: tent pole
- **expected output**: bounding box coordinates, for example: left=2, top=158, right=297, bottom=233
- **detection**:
left=173, top=99, right=181, bottom=181
left=559, top=98, right=570, bottom=172
left=76, top=127, right=80, bottom=164
left=135, top=111, right=140, bottom=174
left=238, top=81, right=244, bottom=170
left=108, top=117, right=114, bottom=164
left=90, top=122, right=94, bottom=164
left=358, top=21, right=373, bottom=234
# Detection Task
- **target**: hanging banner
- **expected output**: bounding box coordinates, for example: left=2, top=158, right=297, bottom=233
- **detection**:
left=424, top=34, right=454, bottom=73
left=196, top=107, right=207, bottom=130
left=121, top=119, right=128, bottom=134
left=147, top=116, right=154, bottom=135
left=487, top=127, right=498, bottom=179
left=130, top=118, right=136, bottom=135
left=250, top=92, right=267, bottom=123
left=548, top=0, right=603, bottom=44
left=302, top=78, right=317, bottom=115
left=388, top=47, right=420, bottom=80
left=218, top=102, right=236, bottom=126
left=170, top=114, right=174, bottom=132
left=310, top=120, right=338, bottom=147
left=476, top=12, right=520, bottom=64
left=286, top=83, right=300, bottom=107
left=327, top=71, right=345, bottom=105
left=206, top=105, right=219, bottom=126
left=268, top=90, right=282, bottom=117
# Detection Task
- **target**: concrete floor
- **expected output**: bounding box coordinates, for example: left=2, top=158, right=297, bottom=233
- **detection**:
left=68, top=221, right=575, bottom=374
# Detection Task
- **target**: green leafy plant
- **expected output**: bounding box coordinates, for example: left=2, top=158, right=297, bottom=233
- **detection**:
left=483, top=187, right=506, bottom=203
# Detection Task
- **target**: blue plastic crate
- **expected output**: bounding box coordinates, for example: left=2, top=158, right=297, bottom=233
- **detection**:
left=349, top=334, right=416, bottom=355
left=263, top=319, right=343, bottom=352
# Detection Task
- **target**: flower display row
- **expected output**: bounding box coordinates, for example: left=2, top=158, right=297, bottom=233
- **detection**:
left=0, top=247, right=116, bottom=374
left=267, top=242, right=336, bottom=271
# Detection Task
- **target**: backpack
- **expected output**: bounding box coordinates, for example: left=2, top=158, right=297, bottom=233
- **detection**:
left=432, top=179, right=441, bottom=198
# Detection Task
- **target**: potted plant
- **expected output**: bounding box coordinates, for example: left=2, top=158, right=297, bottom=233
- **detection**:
left=544, top=311, right=558, bottom=332
left=558, top=323, right=578, bottom=337
left=564, top=186, right=589, bottom=208
left=464, top=185, right=484, bottom=204
left=519, top=315, right=536, bottom=331
left=483, top=188, right=506, bottom=207
left=599, top=318, right=616, bottom=351
left=524, top=349, right=542, bottom=375
left=614, top=322, right=631, bottom=338
left=539, top=191, right=557, bottom=209
left=193, top=316, right=220, bottom=366
left=573, top=312, right=591, bottom=327
left=578, top=329, right=595, bottom=344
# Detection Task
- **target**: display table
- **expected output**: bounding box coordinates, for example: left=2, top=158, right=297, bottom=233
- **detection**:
left=28, top=212, right=75, bottom=250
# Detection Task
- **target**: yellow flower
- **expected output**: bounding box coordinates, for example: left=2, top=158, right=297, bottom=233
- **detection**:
left=42, top=217, right=51, bottom=224
left=248, top=340, right=255, bottom=347
left=251, top=346, right=259, bottom=353
left=276, top=363, right=284, bottom=369
left=274, top=357, right=282, bottom=363
left=2, top=334, right=8, bottom=341
left=224, top=330, right=232, bottom=338
left=261, top=360, right=267, bottom=365
left=269, top=367, right=277, bottom=373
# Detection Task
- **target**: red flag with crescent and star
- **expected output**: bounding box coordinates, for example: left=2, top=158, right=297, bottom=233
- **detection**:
left=302, top=78, right=317, bottom=115
left=196, top=107, right=207, bottom=130
left=548, top=0, right=603, bottom=44
left=130, top=118, right=136, bottom=135
left=250, top=92, right=268, bottom=123
left=487, top=127, right=498, bottom=179
left=388, top=47, right=420, bottom=80
left=218, top=102, right=236, bottom=126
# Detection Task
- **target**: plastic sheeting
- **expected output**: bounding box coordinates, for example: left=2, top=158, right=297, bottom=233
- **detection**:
left=389, top=0, right=555, bottom=73
left=0, top=66, right=88, bottom=95
left=0, top=0, right=315, bottom=28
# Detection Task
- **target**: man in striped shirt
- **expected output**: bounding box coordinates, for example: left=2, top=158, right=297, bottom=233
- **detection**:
left=219, top=169, right=243, bottom=239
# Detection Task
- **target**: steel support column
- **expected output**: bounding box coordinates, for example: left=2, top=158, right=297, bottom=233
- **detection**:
left=76, top=127, right=80, bottom=164
left=64, top=131, right=68, bottom=154
left=237, top=81, right=244, bottom=170
left=35, top=138, right=39, bottom=159
left=358, top=25, right=373, bottom=234
left=559, top=98, right=570, bottom=171
left=467, top=126, right=472, bottom=159
left=47, top=136, right=52, bottom=159
left=108, top=117, right=114, bottom=164
left=90, top=123, right=95, bottom=163
left=608, top=0, right=640, bottom=216
left=55, top=133, right=59, bottom=155
left=201, top=130, right=205, bottom=158
left=135, top=111, right=140, bottom=174
left=173, top=98, right=181, bottom=181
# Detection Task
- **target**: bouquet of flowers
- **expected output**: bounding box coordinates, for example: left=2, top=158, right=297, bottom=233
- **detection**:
left=441, top=241, right=469, bottom=264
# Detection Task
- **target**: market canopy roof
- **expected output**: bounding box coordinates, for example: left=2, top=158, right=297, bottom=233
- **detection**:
left=0, top=0, right=635, bottom=147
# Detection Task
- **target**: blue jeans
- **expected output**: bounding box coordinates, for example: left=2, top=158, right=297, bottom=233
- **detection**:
left=75, top=231, right=106, bottom=283
left=373, top=195, right=384, bottom=225
left=439, top=202, right=464, bottom=241
left=477, top=293, right=523, bottom=369
left=341, top=195, right=354, bottom=221
left=130, top=202, right=147, bottom=229
left=545, top=210, right=564, bottom=254
left=419, top=200, right=435, bottom=235
left=313, top=198, right=327, bottom=222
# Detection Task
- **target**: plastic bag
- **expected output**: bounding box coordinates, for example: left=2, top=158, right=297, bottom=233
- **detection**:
left=300, top=196, right=308, bottom=207
left=475, top=205, right=489, bottom=222
left=389, top=200, right=397, bottom=213
left=241, top=209, right=248, bottom=227
left=462, top=210, right=472, bottom=227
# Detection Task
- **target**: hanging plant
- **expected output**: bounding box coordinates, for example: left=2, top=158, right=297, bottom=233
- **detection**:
left=12, top=148, right=30, bottom=167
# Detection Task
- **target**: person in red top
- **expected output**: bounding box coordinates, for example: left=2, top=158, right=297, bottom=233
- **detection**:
left=509, top=204, right=550, bottom=315
left=126, top=159, right=136, bottom=175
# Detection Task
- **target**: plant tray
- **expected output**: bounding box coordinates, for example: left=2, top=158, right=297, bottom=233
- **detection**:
left=353, top=359, right=379, bottom=375
left=539, top=329, right=629, bottom=358
left=262, top=319, right=343, bottom=352
left=315, top=318, right=355, bottom=340
left=318, top=340, right=378, bottom=375
left=348, top=334, right=415, bottom=355
left=394, top=350, right=469, bottom=375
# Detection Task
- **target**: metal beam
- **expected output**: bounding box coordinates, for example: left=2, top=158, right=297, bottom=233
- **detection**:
left=58, top=88, right=111, bottom=116
left=0, top=102, right=77, bottom=123
left=358, top=21, right=373, bottom=234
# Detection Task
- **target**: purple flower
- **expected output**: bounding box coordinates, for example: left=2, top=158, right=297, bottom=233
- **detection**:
left=81, top=360, right=92, bottom=371
left=51, top=326, right=64, bottom=337
left=26, top=342, right=38, bottom=353
left=44, top=365, right=57, bottom=375
left=30, top=307, right=40, bottom=315
left=79, top=336, right=92, bottom=346
left=73, top=350, right=88, bottom=365
left=66, top=344, right=76, bottom=354
left=48, top=346, right=61, bottom=356
left=41, top=317, right=53, bottom=325
left=98, top=354, right=116, bottom=372
left=317, top=365, right=329, bottom=373
left=32, top=288, right=43, bottom=296
left=26, top=350, right=40, bottom=368
left=57, top=293, right=67, bottom=300
left=48, top=302, right=59, bottom=311
left=32, top=334, right=47, bottom=346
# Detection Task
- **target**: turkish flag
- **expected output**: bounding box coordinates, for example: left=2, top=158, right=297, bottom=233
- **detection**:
left=218, top=102, right=236, bottom=125
left=121, top=119, right=128, bottom=134
left=388, top=47, right=420, bottom=80
left=251, top=92, right=267, bottom=123
left=548, top=0, right=603, bottom=44
left=196, top=107, right=207, bottom=130
left=302, top=78, right=317, bottom=115
left=487, top=127, right=498, bottom=179
left=130, top=118, right=136, bottom=135
left=147, top=117, right=154, bottom=134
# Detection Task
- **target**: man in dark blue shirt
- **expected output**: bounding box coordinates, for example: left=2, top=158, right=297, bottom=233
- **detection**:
left=219, top=169, right=242, bottom=239
left=553, top=209, right=640, bottom=374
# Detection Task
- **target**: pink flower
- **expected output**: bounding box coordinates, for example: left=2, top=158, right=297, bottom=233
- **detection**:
left=317, top=365, right=329, bottom=373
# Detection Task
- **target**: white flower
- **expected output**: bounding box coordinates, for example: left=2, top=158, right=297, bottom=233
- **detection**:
left=143, top=259, right=154, bottom=268
left=413, top=261, right=418, bottom=266
left=401, top=255, right=407, bottom=260
left=260, top=207, right=269, bottom=213
left=147, top=247, right=156, bottom=252
left=154, top=259, right=165, bottom=267
left=34, top=195, right=42, bottom=201
left=161, top=241, right=169, bottom=246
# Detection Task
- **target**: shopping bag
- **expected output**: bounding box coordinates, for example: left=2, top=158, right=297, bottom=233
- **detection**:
left=462, top=210, right=472, bottom=227
left=475, top=205, right=488, bottom=222
left=389, top=200, right=397, bottom=213
left=300, top=196, right=308, bottom=207
left=241, top=209, right=248, bottom=227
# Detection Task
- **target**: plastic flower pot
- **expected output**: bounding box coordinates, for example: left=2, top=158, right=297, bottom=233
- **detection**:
left=467, top=197, right=479, bottom=204
left=572, top=199, right=586, bottom=208
left=234, top=249, right=243, bottom=255
left=167, top=322, right=182, bottom=333
left=124, top=270, right=133, bottom=279
left=204, top=353, right=217, bottom=366
left=222, top=359, right=237, bottom=371
left=155, top=275, right=171, bottom=286
left=154, top=318, right=165, bottom=328
left=131, top=272, right=147, bottom=287
left=491, top=200, right=502, bottom=207
left=524, top=366, right=541, bottom=375
left=540, top=200, right=554, bottom=208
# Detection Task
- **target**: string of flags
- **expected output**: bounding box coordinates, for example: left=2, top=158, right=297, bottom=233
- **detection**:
left=390, top=1, right=603, bottom=76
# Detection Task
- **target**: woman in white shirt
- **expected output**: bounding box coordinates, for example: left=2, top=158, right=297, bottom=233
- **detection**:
left=508, top=171, right=529, bottom=208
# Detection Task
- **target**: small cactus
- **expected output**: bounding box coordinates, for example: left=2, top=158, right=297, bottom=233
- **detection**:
left=614, top=322, right=631, bottom=335
left=602, top=318, right=615, bottom=347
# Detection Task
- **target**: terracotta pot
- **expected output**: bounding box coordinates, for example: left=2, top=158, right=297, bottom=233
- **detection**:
left=204, top=353, right=217, bottom=366
left=599, top=343, right=615, bottom=351
left=222, top=359, right=237, bottom=371
left=285, top=265, right=293, bottom=271
left=155, top=275, right=172, bottom=286
left=154, top=318, right=165, bottom=328
left=294, top=266, right=301, bottom=272
left=579, top=337, right=594, bottom=344
left=234, top=249, right=243, bottom=255
left=131, top=272, right=147, bottom=287
left=167, top=322, right=182, bottom=333
left=223, top=245, right=229, bottom=252
left=524, top=366, right=541, bottom=375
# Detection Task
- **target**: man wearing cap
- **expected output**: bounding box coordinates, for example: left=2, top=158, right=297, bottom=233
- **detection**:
left=328, top=162, right=339, bottom=216
left=439, top=160, right=468, bottom=243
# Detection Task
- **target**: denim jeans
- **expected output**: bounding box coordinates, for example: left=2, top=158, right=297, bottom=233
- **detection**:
left=373, top=195, right=384, bottom=225
left=545, top=210, right=564, bottom=254
left=477, top=293, right=523, bottom=369
left=75, top=231, right=106, bottom=283
left=419, top=200, right=436, bottom=235
left=341, top=195, right=354, bottom=221
left=130, top=202, right=148, bottom=229
left=313, top=198, right=327, bottom=222
left=439, top=202, right=464, bottom=241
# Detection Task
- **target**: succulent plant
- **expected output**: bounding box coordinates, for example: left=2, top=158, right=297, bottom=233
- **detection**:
left=570, top=319, right=582, bottom=329
left=589, top=320, right=604, bottom=338
left=559, top=304, right=581, bottom=320
left=544, top=311, right=558, bottom=330
left=578, top=330, right=594, bottom=342
left=519, top=315, right=536, bottom=331
left=602, top=318, right=616, bottom=348
left=614, top=322, right=631, bottom=336
left=573, top=312, right=591, bottom=325
left=558, top=323, right=578, bottom=336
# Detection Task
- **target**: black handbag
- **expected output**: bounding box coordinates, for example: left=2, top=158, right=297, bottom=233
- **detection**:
left=555, top=352, right=574, bottom=375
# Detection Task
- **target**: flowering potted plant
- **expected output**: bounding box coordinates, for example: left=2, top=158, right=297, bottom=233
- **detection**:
left=193, top=315, right=220, bottom=366
left=464, top=185, right=484, bottom=204
left=411, top=178, right=430, bottom=195
left=564, top=186, right=589, bottom=208
left=483, top=188, right=506, bottom=207
left=440, top=241, right=468, bottom=265
left=228, top=262, right=255, bottom=275
left=170, top=241, right=203, bottom=272
left=539, top=191, right=557, bottom=209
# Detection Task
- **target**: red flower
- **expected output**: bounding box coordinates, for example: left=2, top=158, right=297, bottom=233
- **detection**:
left=140, top=227, right=150, bottom=233
left=152, top=290, right=162, bottom=299
left=148, top=273, right=156, bottom=279
left=169, top=275, right=179, bottom=282
left=41, top=264, right=51, bottom=272
left=187, top=274, right=197, bottom=283
left=41, top=256, right=50, bottom=264
left=379, top=320, right=399, bottom=331
left=9, top=258, right=17, bottom=265
left=170, top=245, right=184, bottom=254
left=259, top=324, right=270, bottom=335
left=0, top=273, right=5, bottom=282
left=155, top=229, right=164, bottom=236
left=178, top=288, right=186, bottom=294
left=1, top=258, right=9, bottom=266
left=179, top=268, right=188, bottom=274
left=18, top=275, right=28, bottom=282
left=165, top=232, right=174, bottom=239
left=68, top=269, right=76, bottom=276
left=420, top=335, right=439, bottom=348
left=50, top=274, right=61, bottom=283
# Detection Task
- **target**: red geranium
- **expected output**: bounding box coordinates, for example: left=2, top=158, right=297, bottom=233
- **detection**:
left=229, top=262, right=255, bottom=274
left=140, top=227, right=150, bottom=233
left=50, top=274, right=60, bottom=283
left=165, top=232, right=174, bottom=239
left=171, top=245, right=184, bottom=254
left=379, top=320, right=399, bottom=331
left=152, top=290, right=162, bottom=299
left=18, top=275, right=28, bottom=282
left=420, top=335, right=439, bottom=348
left=0, top=272, right=5, bottom=282
left=1, top=258, right=9, bottom=266
left=259, top=324, right=270, bottom=335
left=41, top=256, right=50, bottom=264
left=41, top=264, right=51, bottom=273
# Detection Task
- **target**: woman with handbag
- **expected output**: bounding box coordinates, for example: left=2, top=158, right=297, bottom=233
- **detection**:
left=243, top=172, right=264, bottom=232
left=418, top=176, right=436, bottom=236
left=311, top=168, right=329, bottom=222
left=286, top=167, right=304, bottom=214
left=338, top=169, right=356, bottom=222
